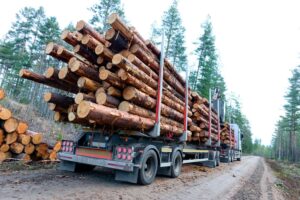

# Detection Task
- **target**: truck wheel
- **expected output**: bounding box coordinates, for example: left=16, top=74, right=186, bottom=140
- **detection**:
left=237, top=157, right=241, bottom=161
left=170, top=151, right=182, bottom=178
left=138, top=150, right=158, bottom=185
left=216, top=152, right=220, bottom=166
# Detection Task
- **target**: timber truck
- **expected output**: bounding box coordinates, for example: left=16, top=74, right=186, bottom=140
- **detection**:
left=58, top=36, right=242, bottom=185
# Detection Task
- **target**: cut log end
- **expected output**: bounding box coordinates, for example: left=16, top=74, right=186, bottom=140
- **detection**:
left=118, top=101, right=130, bottom=112
left=107, top=13, right=119, bottom=24
left=0, top=107, right=12, bottom=120
left=75, top=93, right=84, bottom=104
left=99, top=69, right=109, bottom=80
left=17, top=121, right=28, bottom=134
left=105, top=28, right=116, bottom=40
left=95, top=44, right=104, bottom=55
left=4, top=118, right=18, bottom=133
left=112, top=54, right=123, bottom=65
left=57, top=46, right=65, bottom=55
left=123, top=87, right=136, bottom=100
left=97, top=56, right=104, bottom=64
left=58, top=66, right=69, bottom=79
left=60, top=30, right=69, bottom=40
left=81, top=35, right=90, bottom=45
left=69, top=60, right=80, bottom=72
left=76, top=20, right=86, bottom=31
left=77, top=101, right=91, bottom=118
left=73, top=44, right=81, bottom=53
left=96, top=92, right=107, bottom=105
left=19, top=69, right=26, bottom=77
left=45, top=67, right=55, bottom=79
left=43, top=92, right=52, bottom=102
left=68, top=112, right=76, bottom=121
left=45, top=42, right=55, bottom=54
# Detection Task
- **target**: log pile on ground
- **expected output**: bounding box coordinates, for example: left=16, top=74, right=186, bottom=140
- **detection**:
left=220, top=123, right=236, bottom=147
left=20, top=13, right=221, bottom=145
left=0, top=89, right=61, bottom=163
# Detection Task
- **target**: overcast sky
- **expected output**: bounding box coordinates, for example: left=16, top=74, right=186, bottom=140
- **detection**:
left=1, top=0, right=300, bottom=145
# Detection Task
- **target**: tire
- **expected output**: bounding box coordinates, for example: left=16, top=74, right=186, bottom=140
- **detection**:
left=237, top=157, right=241, bottom=161
left=74, top=163, right=95, bottom=172
left=170, top=151, right=182, bottom=178
left=138, top=150, right=158, bottom=185
left=216, top=152, right=220, bottom=166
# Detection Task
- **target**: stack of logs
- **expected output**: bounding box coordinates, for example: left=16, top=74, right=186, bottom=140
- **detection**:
left=0, top=88, right=61, bottom=163
left=220, top=123, right=236, bottom=147
left=19, top=13, right=220, bottom=145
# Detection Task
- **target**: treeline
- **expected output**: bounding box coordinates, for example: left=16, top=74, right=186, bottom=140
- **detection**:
left=272, top=67, right=300, bottom=162
left=0, top=0, right=253, bottom=152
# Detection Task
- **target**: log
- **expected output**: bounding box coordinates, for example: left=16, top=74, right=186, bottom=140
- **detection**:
left=18, top=134, right=31, bottom=145
left=0, top=106, right=12, bottom=120
left=49, top=150, right=58, bottom=161
left=5, top=132, right=18, bottom=144
left=95, top=43, right=114, bottom=60
left=3, top=118, right=18, bottom=133
left=14, top=153, right=32, bottom=163
left=95, top=87, right=106, bottom=96
left=0, top=151, right=11, bottom=162
left=20, top=69, right=79, bottom=93
left=77, top=77, right=102, bottom=92
left=68, top=112, right=91, bottom=125
left=24, top=143, right=35, bottom=155
left=0, top=129, right=3, bottom=144
left=0, top=88, right=5, bottom=100
left=44, top=92, right=74, bottom=108
left=16, top=121, right=28, bottom=134
left=123, top=86, right=190, bottom=123
left=58, top=66, right=80, bottom=84
left=53, top=141, right=62, bottom=152
left=81, top=34, right=102, bottom=51
left=26, top=130, right=43, bottom=145
left=75, top=93, right=96, bottom=104
left=48, top=103, right=68, bottom=113
left=105, top=28, right=128, bottom=52
left=0, top=144, right=9, bottom=152
left=36, top=143, right=48, bottom=155
left=96, top=92, right=120, bottom=108
left=99, top=68, right=125, bottom=89
left=45, top=42, right=70, bottom=63
left=118, top=101, right=184, bottom=128
left=77, top=101, right=183, bottom=135
left=69, top=59, right=100, bottom=82
left=61, top=30, right=79, bottom=46
left=107, top=86, right=122, bottom=97
left=54, top=112, right=67, bottom=122
left=10, top=142, right=24, bottom=154
left=76, top=20, right=108, bottom=46
left=73, top=44, right=98, bottom=64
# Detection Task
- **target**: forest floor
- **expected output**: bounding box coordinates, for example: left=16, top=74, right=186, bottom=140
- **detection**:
left=0, top=156, right=285, bottom=200
left=266, top=159, right=300, bottom=200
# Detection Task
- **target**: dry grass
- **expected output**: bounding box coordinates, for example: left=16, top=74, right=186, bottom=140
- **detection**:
left=266, top=159, right=300, bottom=200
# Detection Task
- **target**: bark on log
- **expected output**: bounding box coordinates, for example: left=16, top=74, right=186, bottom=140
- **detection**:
left=45, top=42, right=70, bottom=63
left=48, top=103, right=68, bottom=113
left=77, top=101, right=183, bottom=135
left=44, top=92, right=74, bottom=108
left=77, top=77, right=102, bottom=92
left=107, top=86, right=122, bottom=97
left=99, top=68, right=125, bottom=89
left=73, top=44, right=98, bottom=64
left=60, top=30, right=79, bottom=46
left=96, top=92, right=120, bottom=108
left=69, top=59, right=100, bottom=82
left=0, top=129, right=3, bottom=144
left=75, top=93, right=96, bottom=104
left=81, top=34, right=102, bottom=51
left=95, top=43, right=114, bottom=60
left=0, top=151, right=11, bottom=162
left=0, top=88, right=5, bottom=100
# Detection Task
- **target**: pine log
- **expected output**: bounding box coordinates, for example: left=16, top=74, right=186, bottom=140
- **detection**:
left=68, top=112, right=91, bottom=126
left=49, top=150, right=58, bottom=161
left=0, top=144, right=9, bottom=152
left=99, top=68, right=125, bottom=89
left=18, top=134, right=31, bottom=145
left=76, top=20, right=108, bottom=46
left=20, top=69, right=79, bottom=94
left=73, top=44, right=98, bottom=64
left=3, top=118, right=18, bottom=133
left=0, top=106, right=12, bottom=120
left=77, top=77, right=102, bottom=92
left=14, top=153, right=32, bottom=163
left=75, top=93, right=96, bottom=104
left=58, top=66, right=80, bottom=84
left=10, top=142, right=24, bottom=154
left=26, top=130, right=43, bottom=145
left=44, top=92, right=74, bottom=108
left=36, top=143, right=48, bottom=155
left=16, top=121, right=28, bottom=134
left=95, top=43, right=114, bottom=60
left=0, top=88, right=5, bottom=100
left=81, top=34, right=102, bottom=51
left=123, top=86, right=191, bottom=123
left=24, top=143, right=35, bottom=155
left=45, top=42, right=70, bottom=63
left=96, top=92, right=120, bottom=108
left=105, top=28, right=128, bottom=52
left=107, top=86, right=122, bottom=97
left=54, top=112, right=67, bottom=122
left=53, top=141, right=62, bottom=152
left=95, top=87, right=106, bottom=96
left=77, top=101, right=183, bottom=135
left=69, top=59, right=100, bottom=82
left=0, top=129, right=3, bottom=144
left=61, top=30, right=79, bottom=46
left=48, top=103, right=68, bottom=113
left=0, top=151, right=11, bottom=162
left=118, top=101, right=184, bottom=128
left=190, top=124, right=202, bottom=132
left=6, top=132, right=18, bottom=144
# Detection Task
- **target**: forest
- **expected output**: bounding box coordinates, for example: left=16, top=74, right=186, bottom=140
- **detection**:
left=0, top=0, right=253, bottom=152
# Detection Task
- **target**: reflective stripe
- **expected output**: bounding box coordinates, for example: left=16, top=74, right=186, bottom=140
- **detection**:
left=183, top=149, right=209, bottom=153
left=161, top=147, right=172, bottom=153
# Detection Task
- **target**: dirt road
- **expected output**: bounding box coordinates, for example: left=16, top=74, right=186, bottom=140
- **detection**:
left=0, top=156, right=284, bottom=200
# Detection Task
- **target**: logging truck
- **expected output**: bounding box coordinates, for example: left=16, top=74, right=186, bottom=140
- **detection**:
left=58, top=39, right=242, bottom=184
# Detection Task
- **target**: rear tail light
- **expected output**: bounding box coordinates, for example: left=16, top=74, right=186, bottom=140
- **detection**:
left=122, top=147, right=127, bottom=153
left=127, top=148, right=132, bottom=154
left=122, top=154, right=127, bottom=160
left=127, top=155, right=132, bottom=161
left=115, top=146, right=134, bottom=161
left=61, top=140, right=74, bottom=153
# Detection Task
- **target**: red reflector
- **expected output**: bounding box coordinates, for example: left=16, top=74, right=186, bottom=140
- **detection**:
left=117, top=147, right=122, bottom=153
left=127, top=155, right=132, bottom=161
left=117, top=154, right=122, bottom=159
left=127, top=148, right=132, bottom=154
left=122, top=154, right=127, bottom=160
left=122, top=147, right=127, bottom=153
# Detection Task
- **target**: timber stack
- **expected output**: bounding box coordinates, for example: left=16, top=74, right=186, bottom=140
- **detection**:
left=20, top=13, right=220, bottom=146
left=220, top=123, right=236, bottom=148
left=0, top=88, right=61, bottom=163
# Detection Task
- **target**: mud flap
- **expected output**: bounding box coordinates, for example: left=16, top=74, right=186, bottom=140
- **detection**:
left=59, top=160, right=76, bottom=172
left=157, top=167, right=171, bottom=176
left=115, top=167, right=139, bottom=184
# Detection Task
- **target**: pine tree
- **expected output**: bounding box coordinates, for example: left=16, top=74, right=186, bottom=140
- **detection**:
left=89, top=0, right=125, bottom=33
left=151, top=0, right=187, bottom=72
left=191, top=16, right=226, bottom=99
